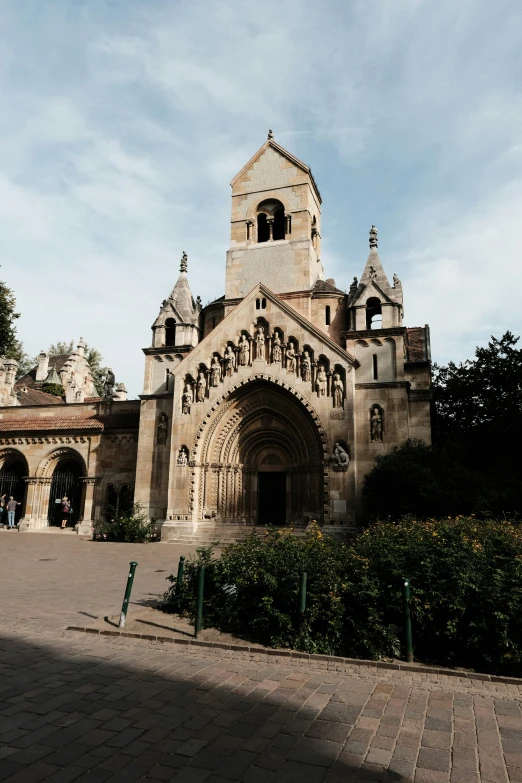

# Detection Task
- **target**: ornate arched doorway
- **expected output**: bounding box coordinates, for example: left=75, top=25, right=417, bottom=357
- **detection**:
left=193, top=379, right=327, bottom=525
left=47, top=456, right=84, bottom=528
left=0, top=450, right=28, bottom=524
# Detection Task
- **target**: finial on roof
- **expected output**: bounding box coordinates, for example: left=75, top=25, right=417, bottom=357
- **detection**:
left=180, top=251, right=188, bottom=273
left=268, top=129, right=274, bottom=140
left=369, top=225, right=378, bottom=249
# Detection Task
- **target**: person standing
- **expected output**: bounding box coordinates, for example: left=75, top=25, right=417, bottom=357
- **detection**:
left=6, top=496, right=21, bottom=529
left=60, top=496, right=70, bottom=529
left=0, top=493, right=5, bottom=525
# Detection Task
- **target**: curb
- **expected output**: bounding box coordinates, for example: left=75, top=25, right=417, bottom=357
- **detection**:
left=65, top=626, right=522, bottom=686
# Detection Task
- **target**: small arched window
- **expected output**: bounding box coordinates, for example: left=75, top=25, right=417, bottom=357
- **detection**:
left=366, top=298, right=382, bottom=330
left=325, top=305, right=331, bottom=326
left=165, top=318, right=176, bottom=345
left=257, top=214, right=269, bottom=243
left=256, top=199, right=286, bottom=243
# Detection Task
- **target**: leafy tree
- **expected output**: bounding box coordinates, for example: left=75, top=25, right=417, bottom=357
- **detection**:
left=433, top=331, right=522, bottom=441
left=0, top=276, right=20, bottom=357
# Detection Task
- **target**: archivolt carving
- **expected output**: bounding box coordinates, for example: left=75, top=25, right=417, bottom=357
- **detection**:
left=36, top=447, right=87, bottom=479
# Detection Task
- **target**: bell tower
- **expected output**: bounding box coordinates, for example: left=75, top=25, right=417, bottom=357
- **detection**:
left=225, top=131, right=324, bottom=300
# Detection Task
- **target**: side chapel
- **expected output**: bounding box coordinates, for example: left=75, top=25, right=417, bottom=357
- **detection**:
left=0, top=133, right=432, bottom=538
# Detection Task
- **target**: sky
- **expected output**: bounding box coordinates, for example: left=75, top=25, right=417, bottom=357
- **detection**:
left=1, top=0, right=521, bottom=398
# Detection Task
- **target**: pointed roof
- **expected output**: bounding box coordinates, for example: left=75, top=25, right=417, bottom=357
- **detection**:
left=155, top=252, right=199, bottom=326
left=231, top=131, right=322, bottom=203
left=350, top=226, right=403, bottom=307
left=44, top=366, right=62, bottom=386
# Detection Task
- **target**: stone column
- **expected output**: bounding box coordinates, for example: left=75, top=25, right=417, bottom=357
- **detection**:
left=76, top=477, right=99, bottom=536
left=296, top=353, right=301, bottom=378
left=267, top=217, right=274, bottom=241
left=19, top=478, right=41, bottom=532
left=248, top=336, right=253, bottom=366
left=327, top=371, right=333, bottom=398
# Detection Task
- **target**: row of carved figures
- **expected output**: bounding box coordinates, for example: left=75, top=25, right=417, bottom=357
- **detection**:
left=181, top=329, right=347, bottom=414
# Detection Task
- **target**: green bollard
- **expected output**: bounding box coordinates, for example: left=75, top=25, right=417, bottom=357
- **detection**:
left=402, top=578, right=414, bottom=664
left=195, top=565, right=205, bottom=638
left=299, top=571, right=307, bottom=636
left=119, top=561, right=138, bottom=629
left=175, top=556, right=185, bottom=598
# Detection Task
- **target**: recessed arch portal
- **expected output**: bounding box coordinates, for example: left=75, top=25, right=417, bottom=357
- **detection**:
left=192, top=378, right=327, bottom=525
left=41, top=449, right=86, bottom=527
left=0, top=449, right=28, bottom=524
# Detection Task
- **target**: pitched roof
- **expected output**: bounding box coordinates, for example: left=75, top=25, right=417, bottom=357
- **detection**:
left=313, top=279, right=345, bottom=296
left=15, top=388, right=65, bottom=406
left=15, top=354, right=70, bottom=390
left=0, top=416, right=104, bottom=432
left=231, top=137, right=322, bottom=203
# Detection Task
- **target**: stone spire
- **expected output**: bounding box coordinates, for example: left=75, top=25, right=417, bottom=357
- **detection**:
left=167, top=251, right=198, bottom=324
left=359, top=225, right=391, bottom=289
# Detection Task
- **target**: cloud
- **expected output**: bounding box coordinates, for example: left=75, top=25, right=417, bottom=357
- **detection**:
left=0, top=0, right=520, bottom=396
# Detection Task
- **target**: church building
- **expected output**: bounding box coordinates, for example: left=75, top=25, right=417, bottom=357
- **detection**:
left=0, top=133, right=432, bottom=539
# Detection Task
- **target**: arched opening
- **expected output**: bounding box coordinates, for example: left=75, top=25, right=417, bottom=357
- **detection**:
left=257, top=213, right=269, bottom=243
left=366, top=297, right=382, bottom=329
left=0, top=451, right=28, bottom=525
left=273, top=209, right=285, bottom=240
left=105, top=484, right=118, bottom=519
left=195, top=380, right=326, bottom=526
left=47, top=457, right=83, bottom=528
left=119, top=484, right=133, bottom=515
left=256, top=199, right=286, bottom=243
left=165, top=318, right=176, bottom=346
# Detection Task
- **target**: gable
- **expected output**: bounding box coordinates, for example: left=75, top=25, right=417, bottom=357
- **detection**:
left=231, top=140, right=321, bottom=203
left=350, top=279, right=394, bottom=307
left=171, top=283, right=357, bottom=378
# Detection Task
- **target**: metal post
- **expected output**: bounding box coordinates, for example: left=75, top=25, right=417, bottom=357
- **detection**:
left=402, top=578, right=413, bottom=663
left=119, top=561, right=138, bottom=629
left=299, top=571, right=307, bottom=636
left=175, top=556, right=185, bottom=597
left=195, top=565, right=205, bottom=638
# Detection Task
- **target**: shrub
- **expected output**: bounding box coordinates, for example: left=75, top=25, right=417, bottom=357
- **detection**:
left=92, top=503, right=158, bottom=543
left=164, top=518, right=522, bottom=676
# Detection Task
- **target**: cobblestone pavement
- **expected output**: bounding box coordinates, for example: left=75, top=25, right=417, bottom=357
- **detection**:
left=1, top=534, right=521, bottom=782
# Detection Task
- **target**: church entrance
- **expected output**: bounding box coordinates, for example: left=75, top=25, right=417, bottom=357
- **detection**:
left=195, top=380, right=325, bottom=525
left=258, top=471, right=286, bottom=525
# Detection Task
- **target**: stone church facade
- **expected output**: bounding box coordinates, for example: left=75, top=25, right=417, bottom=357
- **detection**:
left=0, top=135, right=431, bottom=538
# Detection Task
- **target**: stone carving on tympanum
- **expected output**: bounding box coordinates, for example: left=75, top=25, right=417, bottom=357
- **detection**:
left=332, top=373, right=344, bottom=408
left=156, top=412, right=168, bottom=445
left=370, top=406, right=383, bottom=442
left=332, top=442, right=349, bottom=471
left=301, top=351, right=311, bottom=382
left=315, top=364, right=327, bottom=397
left=182, top=384, right=193, bottom=414
left=238, top=335, right=249, bottom=366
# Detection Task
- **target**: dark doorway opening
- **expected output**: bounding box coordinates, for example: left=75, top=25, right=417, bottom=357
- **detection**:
left=0, top=456, right=27, bottom=524
left=258, top=472, right=286, bottom=525
left=48, top=460, right=83, bottom=527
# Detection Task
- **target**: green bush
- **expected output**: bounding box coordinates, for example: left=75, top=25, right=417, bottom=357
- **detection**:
left=92, top=503, right=158, bottom=543
left=164, top=518, right=522, bottom=676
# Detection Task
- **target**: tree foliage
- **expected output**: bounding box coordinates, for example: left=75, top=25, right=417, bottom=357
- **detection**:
left=364, top=333, right=522, bottom=519
left=165, top=520, right=522, bottom=676
left=0, top=277, right=20, bottom=357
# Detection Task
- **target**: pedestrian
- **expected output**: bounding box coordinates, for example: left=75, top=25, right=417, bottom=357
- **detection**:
left=0, top=493, right=5, bottom=525
left=60, top=496, right=70, bottom=529
left=6, top=496, right=21, bottom=529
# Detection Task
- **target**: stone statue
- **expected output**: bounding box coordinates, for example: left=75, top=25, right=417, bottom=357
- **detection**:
left=157, top=413, right=168, bottom=446
left=301, top=351, right=311, bottom=382
left=332, top=442, right=350, bottom=471
left=368, top=265, right=377, bottom=281
left=255, top=327, right=265, bottom=360
left=224, top=345, right=235, bottom=376
left=210, top=356, right=221, bottom=386
left=393, top=273, right=401, bottom=286
left=182, top=383, right=193, bottom=414
left=272, top=332, right=282, bottom=363
left=316, top=364, right=327, bottom=396
left=196, top=371, right=206, bottom=402
left=371, top=406, right=383, bottom=442
left=332, top=373, right=344, bottom=408
left=286, top=341, right=296, bottom=373
left=177, top=446, right=188, bottom=466
left=239, top=335, right=249, bottom=366
left=349, top=276, right=358, bottom=297
left=103, top=369, right=115, bottom=399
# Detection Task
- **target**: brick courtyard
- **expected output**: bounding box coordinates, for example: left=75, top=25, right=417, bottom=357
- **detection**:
left=0, top=533, right=521, bottom=782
